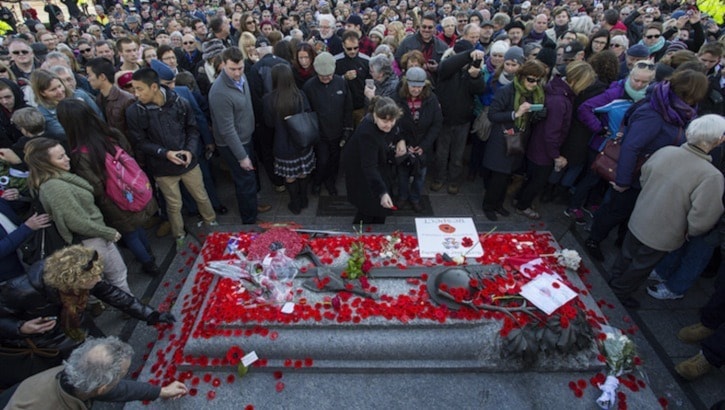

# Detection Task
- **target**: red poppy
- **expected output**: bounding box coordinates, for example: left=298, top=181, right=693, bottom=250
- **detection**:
left=461, top=237, right=474, bottom=247
left=226, top=346, right=244, bottom=365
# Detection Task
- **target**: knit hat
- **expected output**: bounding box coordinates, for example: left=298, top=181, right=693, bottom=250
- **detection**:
left=627, top=44, right=650, bottom=58
left=255, top=36, right=271, bottom=48
left=150, top=59, right=175, bottom=81
left=504, top=46, right=524, bottom=65
left=536, top=47, right=557, bottom=69
left=346, top=15, right=363, bottom=27
left=666, top=41, right=687, bottom=54
left=454, top=39, right=474, bottom=53
left=369, top=24, right=385, bottom=41
left=313, top=52, right=336, bottom=76
left=202, top=39, right=224, bottom=60
left=505, top=20, right=525, bottom=32
left=406, top=66, right=427, bottom=87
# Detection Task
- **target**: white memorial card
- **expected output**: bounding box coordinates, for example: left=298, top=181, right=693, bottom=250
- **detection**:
left=519, top=274, right=577, bottom=315
left=414, top=218, right=483, bottom=258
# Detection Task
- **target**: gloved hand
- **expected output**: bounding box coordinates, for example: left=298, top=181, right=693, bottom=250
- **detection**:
left=147, top=311, right=176, bottom=325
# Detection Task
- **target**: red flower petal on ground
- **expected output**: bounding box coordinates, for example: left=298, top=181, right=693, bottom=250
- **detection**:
left=226, top=346, right=244, bottom=365
left=207, top=390, right=216, bottom=400
left=577, top=379, right=586, bottom=389
left=189, top=388, right=197, bottom=396
left=633, top=356, right=642, bottom=366
left=212, top=378, right=221, bottom=387
left=658, top=397, right=668, bottom=408
left=461, top=237, right=474, bottom=247
left=274, top=371, right=283, bottom=379
left=275, top=381, right=285, bottom=392
left=245, top=405, right=255, bottom=410
left=203, top=374, right=212, bottom=383
left=227, top=375, right=235, bottom=384
left=573, top=389, right=583, bottom=398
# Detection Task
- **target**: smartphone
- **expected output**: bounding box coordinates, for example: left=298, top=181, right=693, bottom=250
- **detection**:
left=41, top=316, right=57, bottom=322
left=175, top=153, right=187, bottom=161
left=529, top=104, right=544, bottom=112
left=365, top=79, right=374, bottom=88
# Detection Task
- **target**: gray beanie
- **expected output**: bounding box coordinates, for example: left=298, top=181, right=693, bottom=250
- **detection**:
left=202, top=39, right=225, bottom=61
left=504, top=46, right=525, bottom=66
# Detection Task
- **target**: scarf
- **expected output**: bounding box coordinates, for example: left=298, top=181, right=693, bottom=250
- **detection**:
left=527, top=30, right=546, bottom=41
left=513, top=76, right=545, bottom=130
left=58, top=290, right=90, bottom=342
left=639, top=36, right=665, bottom=55
left=649, top=81, right=697, bottom=127
left=624, top=78, right=647, bottom=102
left=554, top=24, right=568, bottom=39
left=485, top=57, right=496, bottom=73
left=498, top=72, right=513, bottom=86
left=297, top=66, right=315, bottom=81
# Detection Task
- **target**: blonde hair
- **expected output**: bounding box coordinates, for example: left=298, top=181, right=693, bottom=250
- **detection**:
left=43, top=245, right=103, bottom=293
left=565, top=60, right=596, bottom=95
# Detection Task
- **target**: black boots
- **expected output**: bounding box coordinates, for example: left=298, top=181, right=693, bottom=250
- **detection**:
left=286, top=178, right=310, bottom=215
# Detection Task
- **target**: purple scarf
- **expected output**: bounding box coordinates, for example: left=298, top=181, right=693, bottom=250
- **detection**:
left=527, top=30, right=546, bottom=41
left=650, top=81, right=697, bottom=127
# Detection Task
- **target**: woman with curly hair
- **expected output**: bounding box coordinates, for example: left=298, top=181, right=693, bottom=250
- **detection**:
left=0, top=245, right=174, bottom=388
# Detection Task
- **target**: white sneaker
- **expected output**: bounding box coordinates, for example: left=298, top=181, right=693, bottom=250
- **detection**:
left=196, top=220, right=219, bottom=228
left=647, top=269, right=665, bottom=282
left=647, top=283, right=684, bottom=300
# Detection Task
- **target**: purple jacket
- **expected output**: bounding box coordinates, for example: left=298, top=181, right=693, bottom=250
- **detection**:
left=577, top=80, right=627, bottom=149
left=526, top=76, right=574, bottom=166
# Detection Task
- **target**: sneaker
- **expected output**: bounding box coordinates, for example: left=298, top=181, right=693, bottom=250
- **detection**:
left=564, top=208, right=586, bottom=225
left=196, top=220, right=219, bottom=228
left=515, top=207, right=540, bottom=220
left=678, top=323, right=716, bottom=344
left=584, top=239, right=604, bottom=261
left=176, top=235, right=186, bottom=251
left=647, top=269, right=665, bottom=282
left=447, top=184, right=459, bottom=195
left=430, top=181, right=444, bottom=192
left=582, top=205, right=599, bottom=218
left=675, top=352, right=713, bottom=380
left=274, top=185, right=286, bottom=193
left=647, top=283, right=684, bottom=300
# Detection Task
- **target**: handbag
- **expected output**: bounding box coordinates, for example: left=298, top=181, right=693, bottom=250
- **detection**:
left=285, top=111, right=320, bottom=149
left=471, top=106, right=492, bottom=142
left=19, top=198, right=70, bottom=265
left=592, top=127, right=681, bottom=183
left=504, top=127, right=525, bottom=156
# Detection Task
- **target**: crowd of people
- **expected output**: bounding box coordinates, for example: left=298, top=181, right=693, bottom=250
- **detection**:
left=0, top=0, right=723, bottom=406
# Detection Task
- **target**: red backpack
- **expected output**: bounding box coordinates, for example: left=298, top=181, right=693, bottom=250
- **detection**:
left=104, top=146, right=152, bottom=212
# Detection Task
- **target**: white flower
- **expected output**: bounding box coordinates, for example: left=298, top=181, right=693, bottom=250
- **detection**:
left=452, top=255, right=465, bottom=265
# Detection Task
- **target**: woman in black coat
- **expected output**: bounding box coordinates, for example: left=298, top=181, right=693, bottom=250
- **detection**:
left=481, top=60, right=547, bottom=221
left=342, top=97, right=404, bottom=224
left=262, top=64, right=316, bottom=215
left=393, top=67, right=443, bottom=213
left=0, top=245, right=174, bottom=388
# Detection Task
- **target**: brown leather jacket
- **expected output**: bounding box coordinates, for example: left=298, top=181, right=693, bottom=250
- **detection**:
left=96, top=85, right=136, bottom=136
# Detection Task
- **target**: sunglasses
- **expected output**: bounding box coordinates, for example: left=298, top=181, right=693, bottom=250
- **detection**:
left=345, top=46, right=359, bottom=51
left=634, top=61, right=655, bottom=69
left=421, top=25, right=435, bottom=29
left=645, top=34, right=661, bottom=39
left=83, top=251, right=100, bottom=271
left=80, top=48, right=92, bottom=53
left=611, top=44, right=623, bottom=48
left=525, top=76, right=540, bottom=83
left=246, top=20, right=255, bottom=24
left=12, top=50, right=31, bottom=55
left=183, top=41, right=196, bottom=45
left=0, top=68, right=7, bottom=73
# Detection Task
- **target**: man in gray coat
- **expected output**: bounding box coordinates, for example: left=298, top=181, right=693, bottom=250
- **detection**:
left=208, top=47, right=259, bottom=224
left=608, top=114, right=725, bottom=309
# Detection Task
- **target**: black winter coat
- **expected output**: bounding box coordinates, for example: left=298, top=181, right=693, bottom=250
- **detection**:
left=393, top=92, right=443, bottom=166
left=303, top=75, right=353, bottom=141
left=262, top=91, right=314, bottom=160
left=0, top=261, right=158, bottom=351
left=436, top=51, right=486, bottom=125
left=342, top=115, right=401, bottom=217
left=559, top=80, right=608, bottom=167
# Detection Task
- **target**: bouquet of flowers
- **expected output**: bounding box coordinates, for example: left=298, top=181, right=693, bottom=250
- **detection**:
left=345, top=223, right=372, bottom=279
left=596, top=330, right=638, bottom=409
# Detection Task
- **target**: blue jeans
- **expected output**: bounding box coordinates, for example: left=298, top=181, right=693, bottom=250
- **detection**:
left=122, top=227, right=154, bottom=264
left=219, top=144, right=258, bottom=224
left=398, top=165, right=427, bottom=203
left=656, top=234, right=716, bottom=295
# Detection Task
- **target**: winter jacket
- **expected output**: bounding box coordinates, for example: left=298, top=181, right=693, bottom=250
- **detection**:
left=559, top=80, right=609, bottom=167
left=302, top=75, right=353, bottom=142
left=436, top=51, right=486, bottom=126
left=393, top=92, right=443, bottom=165
left=395, top=32, right=448, bottom=65
left=249, top=54, right=292, bottom=121
left=629, top=144, right=724, bottom=252
left=0, top=78, right=28, bottom=149
left=334, top=53, right=370, bottom=110
left=125, top=87, right=200, bottom=177
left=342, top=115, right=401, bottom=217
left=38, top=171, right=118, bottom=244
left=578, top=79, right=626, bottom=136
left=0, top=261, right=157, bottom=351
left=262, top=91, right=314, bottom=160
left=0, top=199, right=32, bottom=282
left=483, top=83, right=534, bottom=174
left=96, top=85, right=135, bottom=137
left=526, top=76, right=574, bottom=166
left=615, top=99, right=687, bottom=188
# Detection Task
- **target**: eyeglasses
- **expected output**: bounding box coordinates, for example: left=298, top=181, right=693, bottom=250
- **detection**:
left=246, top=20, right=255, bottom=24
left=345, top=46, right=359, bottom=51
left=11, top=50, right=30, bottom=55
left=634, top=61, right=655, bottom=69
left=611, top=44, right=623, bottom=48
left=421, top=25, right=435, bottom=29
left=525, top=76, right=540, bottom=83
left=0, top=68, right=7, bottom=73
left=83, top=251, right=99, bottom=271
left=645, top=34, right=661, bottom=39
left=183, top=41, right=196, bottom=45
left=458, top=20, right=468, bottom=23
left=80, top=48, right=92, bottom=53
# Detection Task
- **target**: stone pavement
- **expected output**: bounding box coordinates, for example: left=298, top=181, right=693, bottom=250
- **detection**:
left=93, top=166, right=723, bottom=410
